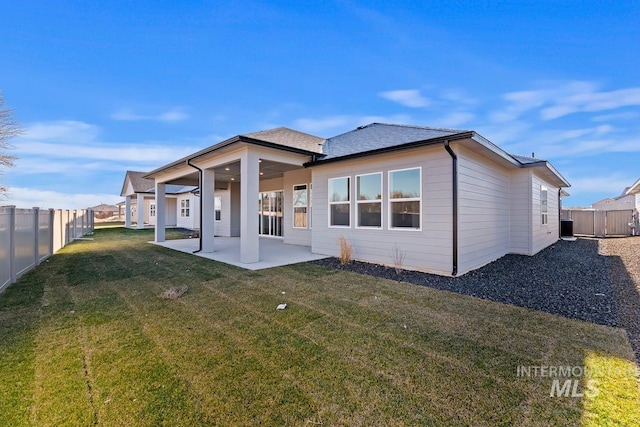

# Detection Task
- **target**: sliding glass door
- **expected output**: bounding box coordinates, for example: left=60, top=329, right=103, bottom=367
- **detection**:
left=258, top=191, right=283, bottom=237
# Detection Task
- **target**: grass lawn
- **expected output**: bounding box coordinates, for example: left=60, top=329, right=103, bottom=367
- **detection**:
left=1, top=228, right=639, bottom=426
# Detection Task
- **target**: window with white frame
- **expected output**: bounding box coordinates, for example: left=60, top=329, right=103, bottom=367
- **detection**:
left=215, top=196, right=221, bottom=221
left=309, top=183, right=312, bottom=229
left=356, top=173, right=382, bottom=228
left=389, top=167, right=421, bottom=229
left=181, top=199, right=190, bottom=217
left=293, top=184, right=308, bottom=228
left=541, top=187, right=548, bottom=225
left=328, top=177, right=350, bottom=227
left=149, top=203, right=156, bottom=217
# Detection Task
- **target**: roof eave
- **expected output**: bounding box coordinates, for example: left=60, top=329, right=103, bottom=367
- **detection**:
left=625, top=177, right=640, bottom=195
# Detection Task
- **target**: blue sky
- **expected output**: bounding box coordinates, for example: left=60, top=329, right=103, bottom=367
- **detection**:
left=0, top=1, right=638, bottom=209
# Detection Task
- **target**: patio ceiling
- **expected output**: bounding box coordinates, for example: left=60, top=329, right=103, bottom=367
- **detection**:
left=162, top=159, right=303, bottom=187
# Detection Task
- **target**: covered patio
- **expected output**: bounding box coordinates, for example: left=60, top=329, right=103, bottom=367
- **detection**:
left=153, top=237, right=327, bottom=270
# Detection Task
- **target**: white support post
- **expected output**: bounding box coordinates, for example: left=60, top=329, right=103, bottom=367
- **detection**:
left=155, top=182, right=166, bottom=242
left=136, top=193, right=145, bottom=229
left=33, top=207, right=40, bottom=266
left=125, top=196, right=132, bottom=228
left=8, top=206, right=16, bottom=284
left=240, top=150, right=260, bottom=263
left=201, top=168, right=216, bottom=252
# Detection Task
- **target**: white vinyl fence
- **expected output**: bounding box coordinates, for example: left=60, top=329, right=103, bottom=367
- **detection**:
left=561, top=209, right=637, bottom=237
left=0, top=206, right=94, bottom=292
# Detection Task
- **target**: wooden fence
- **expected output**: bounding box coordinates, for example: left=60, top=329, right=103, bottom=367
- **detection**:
left=0, top=206, right=94, bottom=292
left=561, top=209, right=636, bottom=237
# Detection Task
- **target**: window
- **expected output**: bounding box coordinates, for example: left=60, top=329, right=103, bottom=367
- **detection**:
left=181, top=199, right=190, bottom=217
left=356, top=173, right=382, bottom=228
left=309, top=183, right=313, bottom=229
left=149, top=203, right=156, bottom=217
left=215, top=196, right=221, bottom=221
left=293, top=184, right=308, bottom=228
left=541, top=187, right=548, bottom=225
left=389, top=168, right=421, bottom=229
left=329, top=177, right=350, bottom=227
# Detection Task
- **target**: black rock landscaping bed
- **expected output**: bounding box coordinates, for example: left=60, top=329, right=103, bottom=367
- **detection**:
left=311, top=238, right=619, bottom=327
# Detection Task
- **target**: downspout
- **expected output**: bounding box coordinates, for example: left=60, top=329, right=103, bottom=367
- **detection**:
left=558, top=188, right=562, bottom=239
left=186, top=159, right=203, bottom=253
left=444, top=140, right=458, bottom=277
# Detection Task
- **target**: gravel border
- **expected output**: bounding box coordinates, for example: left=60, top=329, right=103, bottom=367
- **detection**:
left=311, top=238, right=620, bottom=327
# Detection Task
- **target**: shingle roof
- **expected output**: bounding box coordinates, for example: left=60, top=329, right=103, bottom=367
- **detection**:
left=243, top=127, right=325, bottom=153
left=320, top=123, right=468, bottom=160
left=123, top=171, right=155, bottom=194
left=510, top=154, right=547, bottom=165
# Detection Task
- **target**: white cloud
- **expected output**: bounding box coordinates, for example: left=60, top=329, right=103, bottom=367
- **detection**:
left=111, top=107, right=189, bottom=123
left=1, top=187, right=122, bottom=210
left=492, top=81, right=640, bottom=122
left=591, top=111, right=640, bottom=122
left=379, top=89, right=430, bottom=108
left=23, top=120, right=101, bottom=141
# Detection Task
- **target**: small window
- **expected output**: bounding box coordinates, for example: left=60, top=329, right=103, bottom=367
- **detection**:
left=329, top=177, right=350, bottom=227
left=309, top=183, right=313, bottom=229
left=181, top=199, right=190, bottom=217
left=389, top=168, right=421, bottom=229
left=293, top=184, right=308, bottom=228
left=215, top=196, right=221, bottom=221
left=541, top=187, right=548, bottom=225
left=149, top=203, right=156, bottom=217
left=356, top=173, right=382, bottom=228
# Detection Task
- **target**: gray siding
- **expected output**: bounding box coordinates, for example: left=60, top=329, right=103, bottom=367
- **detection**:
left=311, top=145, right=453, bottom=275
left=457, top=147, right=510, bottom=275
left=509, top=170, right=532, bottom=254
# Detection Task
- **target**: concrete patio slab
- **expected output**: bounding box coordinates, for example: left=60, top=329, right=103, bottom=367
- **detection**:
left=152, top=237, right=328, bottom=270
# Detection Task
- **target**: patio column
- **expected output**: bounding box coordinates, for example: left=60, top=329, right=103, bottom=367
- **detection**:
left=240, top=150, right=259, bottom=263
left=201, top=168, right=215, bottom=253
left=136, top=193, right=145, bottom=229
left=125, top=196, right=132, bottom=228
left=155, top=182, right=166, bottom=242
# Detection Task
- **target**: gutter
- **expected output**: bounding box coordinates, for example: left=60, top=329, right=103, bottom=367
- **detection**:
left=186, top=159, right=203, bottom=253
left=444, top=140, right=458, bottom=277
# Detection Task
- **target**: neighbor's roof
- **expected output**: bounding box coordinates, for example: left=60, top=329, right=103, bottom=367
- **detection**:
left=625, top=177, right=640, bottom=195
left=120, top=171, right=155, bottom=196
left=320, top=123, right=468, bottom=160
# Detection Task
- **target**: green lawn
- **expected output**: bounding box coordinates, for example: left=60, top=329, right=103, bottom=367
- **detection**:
left=1, top=228, right=639, bottom=426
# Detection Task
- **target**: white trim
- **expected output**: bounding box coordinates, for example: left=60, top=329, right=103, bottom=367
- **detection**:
left=149, top=202, right=156, bottom=218
left=214, top=196, right=222, bottom=222
left=292, top=183, right=309, bottom=229
left=388, top=166, right=422, bottom=231
left=355, top=172, right=383, bottom=229
left=328, top=176, right=351, bottom=228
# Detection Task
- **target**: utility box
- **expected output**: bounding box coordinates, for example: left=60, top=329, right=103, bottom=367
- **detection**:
left=560, top=219, right=574, bottom=237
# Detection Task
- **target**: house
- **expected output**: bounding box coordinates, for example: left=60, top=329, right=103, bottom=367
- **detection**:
left=592, top=191, right=636, bottom=211
left=120, top=170, right=199, bottom=229
left=142, top=123, right=570, bottom=276
left=89, top=203, right=120, bottom=220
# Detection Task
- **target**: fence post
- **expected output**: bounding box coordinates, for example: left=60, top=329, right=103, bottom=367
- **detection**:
left=49, top=208, right=55, bottom=257
left=8, top=206, right=16, bottom=284
left=33, top=207, right=40, bottom=266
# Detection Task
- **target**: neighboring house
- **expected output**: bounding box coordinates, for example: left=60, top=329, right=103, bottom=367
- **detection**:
left=89, top=203, right=119, bottom=219
left=143, top=123, right=570, bottom=276
left=120, top=170, right=199, bottom=229
left=592, top=191, right=636, bottom=211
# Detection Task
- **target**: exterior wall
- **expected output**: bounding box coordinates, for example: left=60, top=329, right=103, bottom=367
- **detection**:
left=509, top=170, right=532, bottom=254
left=457, top=146, right=510, bottom=275
left=283, top=168, right=312, bottom=246
left=311, top=145, right=453, bottom=275
left=229, top=182, right=241, bottom=237
left=259, top=177, right=284, bottom=192
left=176, top=193, right=199, bottom=230
left=531, top=173, right=560, bottom=254
left=592, top=194, right=636, bottom=211
left=214, top=187, right=231, bottom=237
